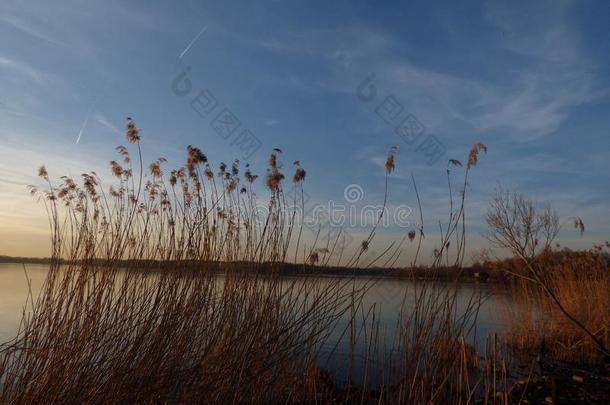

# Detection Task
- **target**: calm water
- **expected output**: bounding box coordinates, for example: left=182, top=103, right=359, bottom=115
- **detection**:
left=0, top=263, right=49, bottom=343
left=0, top=263, right=508, bottom=383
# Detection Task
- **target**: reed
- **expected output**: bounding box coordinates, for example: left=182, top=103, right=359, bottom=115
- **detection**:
left=499, top=249, right=610, bottom=365
left=0, top=119, right=513, bottom=403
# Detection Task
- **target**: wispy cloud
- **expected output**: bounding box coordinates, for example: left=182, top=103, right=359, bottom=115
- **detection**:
left=251, top=8, right=605, bottom=142
left=380, top=57, right=598, bottom=141
left=95, top=113, right=121, bottom=135
left=0, top=56, right=43, bottom=84
left=474, top=0, right=602, bottom=139
left=0, top=15, right=66, bottom=46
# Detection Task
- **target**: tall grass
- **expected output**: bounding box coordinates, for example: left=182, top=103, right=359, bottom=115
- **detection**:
left=499, top=249, right=610, bottom=365
left=0, top=120, right=515, bottom=403
left=0, top=265, right=361, bottom=402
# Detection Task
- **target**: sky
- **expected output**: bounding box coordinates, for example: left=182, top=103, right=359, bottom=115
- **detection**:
left=1, top=0, right=609, bottom=263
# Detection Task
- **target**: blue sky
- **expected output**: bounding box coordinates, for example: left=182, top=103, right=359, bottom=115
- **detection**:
left=1, top=0, right=609, bottom=261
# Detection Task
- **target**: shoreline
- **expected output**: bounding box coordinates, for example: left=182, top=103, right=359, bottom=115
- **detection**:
left=0, top=255, right=501, bottom=281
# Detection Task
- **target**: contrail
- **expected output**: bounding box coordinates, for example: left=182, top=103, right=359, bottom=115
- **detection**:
left=179, top=26, right=207, bottom=59
left=75, top=109, right=93, bottom=144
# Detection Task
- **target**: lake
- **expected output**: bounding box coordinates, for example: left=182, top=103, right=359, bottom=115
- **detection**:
left=0, top=263, right=508, bottom=385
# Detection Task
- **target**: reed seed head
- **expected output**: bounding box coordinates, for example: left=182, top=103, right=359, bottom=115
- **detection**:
left=385, top=145, right=398, bottom=174
left=187, top=145, right=207, bottom=172
left=126, top=119, right=141, bottom=143
left=269, top=153, right=277, bottom=169
left=149, top=161, right=163, bottom=178
left=38, top=165, right=49, bottom=181
left=467, top=143, right=487, bottom=168
left=110, top=161, right=123, bottom=178
left=292, top=167, right=306, bottom=184
left=574, top=217, right=585, bottom=236
left=266, top=169, right=284, bottom=192
left=115, top=146, right=130, bottom=164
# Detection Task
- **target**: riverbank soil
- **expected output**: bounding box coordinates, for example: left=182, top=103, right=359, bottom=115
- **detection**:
left=508, top=360, right=610, bottom=404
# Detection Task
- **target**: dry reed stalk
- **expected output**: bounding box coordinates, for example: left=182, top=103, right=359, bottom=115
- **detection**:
left=1, top=123, right=513, bottom=403
left=499, top=250, right=610, bottom=364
